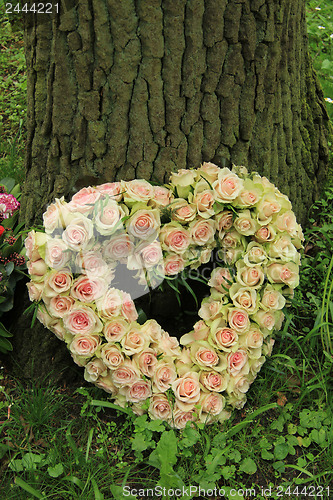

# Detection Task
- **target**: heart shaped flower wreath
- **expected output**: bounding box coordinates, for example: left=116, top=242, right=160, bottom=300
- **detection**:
left=25, top=164, right=303, bottom=429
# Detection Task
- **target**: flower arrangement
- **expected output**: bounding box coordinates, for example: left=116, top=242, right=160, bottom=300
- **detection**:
left=0, top=178, right=26, bottom=353
left=25, top=164, right=303, bottom=428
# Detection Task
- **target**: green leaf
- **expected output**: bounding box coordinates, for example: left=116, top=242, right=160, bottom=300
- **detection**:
left=179, top=426, right=200, bottom=448
left=261, top=449, right=274, bottom=460
left=0, top=177, right=16, bottom=192
left=47, top=463, right=64, bottom=478
left=274, top=443, right=289, bottom=460
left=148, top=430, right=178, bottom=469
left=239, top=457, right=257, bottom=475
left=132, top=433, right=151, bottom=453
left=0, top=336, right=13, bottom=353
left=14, top=477, right=43, bottom=499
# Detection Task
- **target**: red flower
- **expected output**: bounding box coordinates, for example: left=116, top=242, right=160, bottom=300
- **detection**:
left=0, top=226, right=5, bottom=237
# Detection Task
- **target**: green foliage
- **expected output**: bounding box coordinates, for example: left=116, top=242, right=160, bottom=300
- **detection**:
left=306, top=1, right=333, bottom=122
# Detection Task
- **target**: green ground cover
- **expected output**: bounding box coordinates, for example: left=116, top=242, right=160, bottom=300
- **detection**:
left=0, top=1, right=332, bottom=499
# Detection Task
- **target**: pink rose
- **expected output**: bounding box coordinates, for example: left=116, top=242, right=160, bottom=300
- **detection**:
left=96, top=182, right=123, bottom=202
left=69, top=333, right=101, bottom=357
left=241, top=328, right=264, bottom=349
left=45, top=239, right=71, bottom=269
left=228, top=308, right=250, bottom=333
left=112, top=360, right=141, bottom=388
left=71, top=276, right=107, bottom=302
left=68, top=187, right=101, bottom=214
left=164, top=253, right=185, bottom=276
left=133, top=348, right=158, bottom=377
left=172, top=371, right=201, bottom=410
left=95, top=200, right=128, bottom=236
left=84, top=358, right=108, bottom=382
left=266, top=262, right=299, bottom=288
left=63, top=305, right=103, bottom=335
left=229, top=284, right=258, bottom=313
left=200, top=392, right=225, bottom=416
left=25, top=231, right=48, bottom=261
left=43, top=270, right=73, bottom=298
left=149, top=394, right=173, bottom=420
left=152, top=359, right=177, bottom=392
left=62, top=216, right=93, bottom=251
left=123, top=179, right=154, bottom=204
left=96, top=288, right=122, bottom=318
left=127, top=209, right=160, bottom=240
left=122, top=379, right=152, bottom=403
left=213, top=168, right=244, bottom=202
left=227, top=349, right=249, bottom=374
left=48, top=295, right=75, bottom=318
left=215, top=210, right=234, bottom=232
left=200, top=370, right=229, bottom=392
left=160, top=223, right=191, bottom=254
left=153, top=332, right=180, bottom=357
left=208, top=267, right=232, bottom=293
left=170, top=200, right=197, bottom=224
left=103, top=317, right=130, bottom=342
left=196, top=162, right=220, bottom=183
left=28, top=259, right=48, bottom=278
left=237, top=263, right=264, bottom=288
left=135, top=240, right=163, bottom=269
left=171, top=405, right=197, bottom=429
left=193, top=189, right=215, bottom=218
left=121, top=292, right=138, bottom=322
left=103, top=234, right=135, bottom=263
left=101, top=343, right=124, bottom=369
left=121, top=327, right=149, bottom=356
left=75, top=250, right=110, bottom=278
left=189, top=218, right=215, bottom=246
left=191, top=342, right=219, bottom=368
left=255, top=225, right=276, bottom=243
left=150, top=186, right=172, bottom=207
left=210, top=326, right=238, bottom=351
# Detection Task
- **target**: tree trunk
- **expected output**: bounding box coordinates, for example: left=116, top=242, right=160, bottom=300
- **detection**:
left=13, top=0, right=331, bottom=379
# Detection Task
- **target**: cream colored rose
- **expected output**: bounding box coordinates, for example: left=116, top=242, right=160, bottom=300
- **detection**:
left=121, top=379, right=152, bottom=403
left=228, top=308, right=250, bottom=333
left=94, top=373, right=120, bottom=394
left=189, top=218, right=215, bottom=246
left=275, top=210, right=298, bottom=237
left=45, top=238, right=71, bottom=269
left=190, top=341, right=219, bottom=368
left=95, top=200, right=128, bottom=236
left=123, top=179, right=154, bottom=204
left=42, top=270, right=73, bottom=298
left=153, top=332, right=181, bottom=357
left=69, top=333, right=101, bottom=357
left=196, top=162, right=220, bottom=183
left=209, top=320, right=238, bottom=351
left=198, top=297, right=224, bottom=322
left=25, top=230, right=49, bottom=262
left=266, top=262, right=299, bottom=288
left=180, top=320, right=209, bottom=345
left=169, top=169, right=196, bottom=198
left=150, top=186, right=173, bottom=207
left=236, top=179, right=262, bottom=207
left=172, top=371, right=201, bottom=410
left=140, top=319, right=161, bottom=343
left=68, top=187, right=101, bottom=214
left=267, top=234, right=299, bottom=263
left=227, top=349, right=249, bottom=375
left=220, top=230, right=243, bottom=248
left=243, top=242, right=268, bottom=267
left=127, top=208, right=160, bottom=241
left=121, top=327, right=150, bottom=356
left=43, top=197, right=71, bottom=233
left=96, top=288, right=122, bottom=318
left=160, top=222, right=191, bottom=254
left=236, top=262, right=264, bottom=288
left=227, top=374, right=251, bottom=398
left=164, top=253, right=186, bottom=275
left=170, top=199, right=197, bottom=224
left=174, top=348, right=193, bottom=377
left=215, top=210, right=234, bottom=232
left=27, top=282, right=44, bottom=302
left=256, top=194, right=281, bottom=223
left=112, top=360, right=141, bottom=388
left=101, top=343, right=124, bottom=369
left=28, top=259, right=48, bottom=279
left=213, top=168, right=244, bottom=202
left=149, top=394, right=173, bottom=420
left=171, top=405, right=196, bottom=429
left=64, top=306, right=103, bottom=335
left=103, top=317, right=130, bottom=342
left=199, top=392, right=225, bottom=416
left=252, top=310, right=276, bottom=331
left=234, top=210, right=259, bottom=236
left=152, top=358, right=177, bottom=392
left=249, top=356, right=266, bottom=376
left=262, top=338, right=275, bottom=356
left=254, top=225, right=276, bottom=243
left=48, top=295, right=75, bottom=318
left=192, top=188, right=215, bottom=219
left=133, top=348, right=158, bottom=378
left=199, top=370, right=229, bottom=392
left=84, top=358, right=108, bottom=382
left=240, top=327, right=264, bottom=350
left=62, top=215, right=94, bottom=251
left=229, top=284, right=258, bottom=313
left=260, top=285, right=286, bottom=310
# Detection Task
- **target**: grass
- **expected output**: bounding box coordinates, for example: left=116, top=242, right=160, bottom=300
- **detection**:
left=0, top=1, right=332, bottom=499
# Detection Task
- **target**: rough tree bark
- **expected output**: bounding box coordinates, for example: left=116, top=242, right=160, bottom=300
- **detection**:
left=12, top=0, right=331, bottom=379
